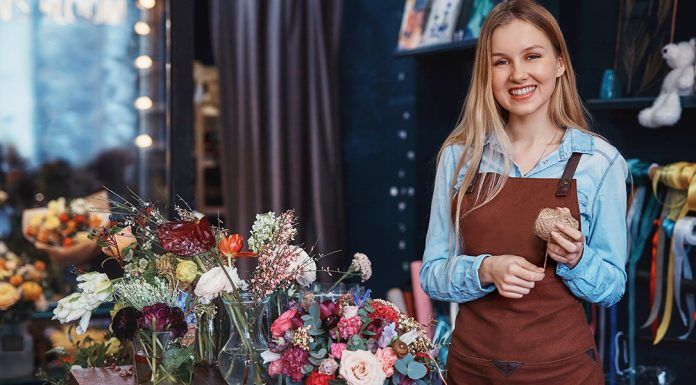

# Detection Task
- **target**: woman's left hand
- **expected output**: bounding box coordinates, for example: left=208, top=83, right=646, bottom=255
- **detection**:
left=546, top=207, right=584, bottom=269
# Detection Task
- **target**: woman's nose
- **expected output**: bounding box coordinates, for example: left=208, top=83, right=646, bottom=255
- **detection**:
left=510, top=63, right=528, bottom=82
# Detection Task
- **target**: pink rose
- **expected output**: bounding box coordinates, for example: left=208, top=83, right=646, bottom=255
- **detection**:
left=330, top=343, right=347, bottom=359
left=268, top=360, right=284, bottom=376
left=376, top=347, right=397, bottom=377
left=339, top=349, right=387, bottom=385
left=271, top=309, right=298, bottom=338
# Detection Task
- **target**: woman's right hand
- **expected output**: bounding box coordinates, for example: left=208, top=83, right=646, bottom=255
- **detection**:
left=478, top=255, right=545, bottom=298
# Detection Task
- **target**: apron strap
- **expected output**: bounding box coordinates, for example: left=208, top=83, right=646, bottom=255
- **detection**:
left=556, top=152, right=583, bottom=197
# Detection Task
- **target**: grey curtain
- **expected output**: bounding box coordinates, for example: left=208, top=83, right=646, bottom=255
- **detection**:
left=210, top=0, right=345, bottom=265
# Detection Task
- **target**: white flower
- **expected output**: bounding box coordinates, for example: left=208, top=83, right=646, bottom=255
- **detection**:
left=248, top=212, right=279, bottom=253
left=260, top=349, right=281, bottom=364
left=47, top=197, right=67, bottom=215
left=399, top=329, right=420, bottom=345
left=351, top=253, right=372, bottom=282
left=69, top=198, right=90, bottom=215
left=287, top=246, right=316, bottom=287
left=339, top=349, right=387, bottom=385
left=53, top=272, right=113, bottom=334
left=343, top=305, right=359, bottom=319
left=194, top=266, right=247, bottom=304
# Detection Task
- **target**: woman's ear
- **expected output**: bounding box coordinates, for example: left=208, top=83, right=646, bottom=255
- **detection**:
left=556, top=57, right=566, bottom=78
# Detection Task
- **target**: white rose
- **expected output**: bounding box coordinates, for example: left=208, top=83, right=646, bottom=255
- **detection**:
left=287, top=246, right=316, bottom=287
left=194, top=266, right=247, bottom=303
left=339, top=349, right=387, bottom=385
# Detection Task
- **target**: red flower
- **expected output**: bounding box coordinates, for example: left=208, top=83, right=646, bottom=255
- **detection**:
left=218, top=234, right=243, bottom=257
left=306, top=371, right=335, bottom=385
left=157, top=217, right=215, bottom=256
left=369, top=301, right=401, bottom=323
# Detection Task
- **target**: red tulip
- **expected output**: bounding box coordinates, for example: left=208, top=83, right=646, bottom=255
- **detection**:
left=218, top=234, right=243, bottom=257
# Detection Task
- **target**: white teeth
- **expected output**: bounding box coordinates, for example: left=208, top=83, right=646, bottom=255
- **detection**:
left=510, top=86, right=536, bottom=96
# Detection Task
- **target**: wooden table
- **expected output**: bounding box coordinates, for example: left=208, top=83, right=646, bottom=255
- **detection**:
left=69, top=365, right=226, bottom=385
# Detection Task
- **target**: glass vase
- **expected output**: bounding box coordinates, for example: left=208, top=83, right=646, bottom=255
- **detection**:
left=218, top=293, right=270, bottom=385
left=195, top=311, right=217, bottom=365
left=133, top=331, right=192, bottom=385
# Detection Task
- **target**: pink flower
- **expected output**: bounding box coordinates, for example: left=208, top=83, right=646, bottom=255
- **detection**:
left=281, top=348, right=309, bottom=382
left=271, top=309, right=298, bottom=338
left=268, top=360, right=284, bottom=377
left=338, top=315, right=362, bottom=340
left=376, top=347, right=397, bottom=377
left=329, top=343, right=347, bottom=359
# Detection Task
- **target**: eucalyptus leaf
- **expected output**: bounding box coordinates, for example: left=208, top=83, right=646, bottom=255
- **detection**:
left=407, top=361, right=427, bottom=379
left=394, top=359, right=408, bottom=375
left=310, top=347, right=327, bottom=359
left=309, top=303, right=320, bottom=319
left=301, top=364, right=314, bottom=374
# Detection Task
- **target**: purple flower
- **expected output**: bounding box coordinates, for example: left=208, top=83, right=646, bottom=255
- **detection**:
left=140, top=303, right=188, bottom=338
left=378, top=322, right=397, bottom=348
left=112, top=307, right=142, bottom=340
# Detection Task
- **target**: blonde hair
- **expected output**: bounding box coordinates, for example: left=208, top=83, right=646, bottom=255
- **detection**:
left=440, top=0, right=594, bottom=256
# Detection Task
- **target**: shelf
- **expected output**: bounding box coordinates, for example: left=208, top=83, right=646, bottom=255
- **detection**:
left=393, top=39, right=477, bottom=58
left=585, top=96, right=696, bottom=110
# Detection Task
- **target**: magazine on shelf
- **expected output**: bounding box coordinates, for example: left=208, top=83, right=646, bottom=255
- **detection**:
left=421, top=0, right=464, bottom=47
left=397, top=0, right=431, bottom=50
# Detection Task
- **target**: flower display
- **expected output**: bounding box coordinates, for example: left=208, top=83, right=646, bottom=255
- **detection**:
left=262, top=294, right=441, bottom=384
left=0, top=241, right=48, bottom=322
left=25, top=197, right=105, bottom=247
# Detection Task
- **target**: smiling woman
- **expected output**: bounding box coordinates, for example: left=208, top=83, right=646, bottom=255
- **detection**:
left=419, top=1, right=628, bottom=384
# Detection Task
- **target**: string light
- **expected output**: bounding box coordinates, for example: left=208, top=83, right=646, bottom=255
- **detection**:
left=134, top=96, right=153, bottom=110
left=134, top=134, right=153, bottom=148
left=134, top=21, right=150, bottom=35
left=134, top=55, right=153, bottom=69
left=138, top=0, right=156, bottom=10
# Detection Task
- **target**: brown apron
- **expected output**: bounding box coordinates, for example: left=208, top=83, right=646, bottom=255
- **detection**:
left=446, top=153, right=604, bottom=385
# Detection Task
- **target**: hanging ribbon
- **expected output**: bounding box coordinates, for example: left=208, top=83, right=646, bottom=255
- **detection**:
left=673, top=217, right=696, bottom=339
left=626, top=162, right=661, bottom=385
left=651, top=162, right=691, bottom=344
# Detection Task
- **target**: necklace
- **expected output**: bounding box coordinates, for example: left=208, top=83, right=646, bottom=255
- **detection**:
left=526, top=129, right=559, bottom=175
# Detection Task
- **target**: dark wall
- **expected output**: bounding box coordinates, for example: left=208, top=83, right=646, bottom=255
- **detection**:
left=340, top=1, right=695, bottom=384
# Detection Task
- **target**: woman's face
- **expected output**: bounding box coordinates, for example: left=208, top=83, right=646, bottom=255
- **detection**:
left=490, top=20, right=565, bottom=120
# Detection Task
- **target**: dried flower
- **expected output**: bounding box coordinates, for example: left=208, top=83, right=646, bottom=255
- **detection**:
left=175, top=259, right=198, bottom=283
left=350, top=253, right=372, bottom=282
left=155, top=254, right=176, bottom=275
left=391, top=340, right=409, bottom=358
left=291, top=326, right=312, bottom=351
left=113, top=277, right=177, bottom=310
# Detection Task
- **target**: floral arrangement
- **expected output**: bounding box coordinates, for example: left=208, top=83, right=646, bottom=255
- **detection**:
left=24, top=197, right=105, bottom=247
left=0, top=240, right=48, bottom=323
left=49, top=192, right=329, bottom=384
left=262, top=287, right=444, bottom=385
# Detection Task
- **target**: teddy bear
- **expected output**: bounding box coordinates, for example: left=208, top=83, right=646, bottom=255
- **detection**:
left=638, top=38, right=695, bottom=128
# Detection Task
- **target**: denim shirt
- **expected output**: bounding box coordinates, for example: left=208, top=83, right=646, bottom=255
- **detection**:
left=420, top=128, right=628, bottom=307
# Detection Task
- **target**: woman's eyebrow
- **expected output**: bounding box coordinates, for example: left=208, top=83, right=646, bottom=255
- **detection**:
left=492, top=44, right=545, bottom=57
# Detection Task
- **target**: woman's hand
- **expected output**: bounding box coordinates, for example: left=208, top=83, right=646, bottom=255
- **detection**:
left=546, top=207, right=584, bottom=269
left=478, top=254, right=546, bottom=298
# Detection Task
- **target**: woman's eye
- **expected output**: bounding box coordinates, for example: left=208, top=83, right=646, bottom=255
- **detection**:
left=495, top=59, right=508, bottom=66
left=527, top=54, right=541, bottom=60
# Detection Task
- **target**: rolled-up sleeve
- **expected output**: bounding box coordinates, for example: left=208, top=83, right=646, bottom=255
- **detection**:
left=556, top=152, right=628, bottom=307
left=420, top=145, right=495, bottom=303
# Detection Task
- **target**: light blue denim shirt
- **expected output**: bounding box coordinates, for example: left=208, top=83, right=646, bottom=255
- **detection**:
left=420, top=128, right=628, bottom=307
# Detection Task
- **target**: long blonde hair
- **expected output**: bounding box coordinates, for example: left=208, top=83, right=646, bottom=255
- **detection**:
left=440, top=0, right=594, bottom=255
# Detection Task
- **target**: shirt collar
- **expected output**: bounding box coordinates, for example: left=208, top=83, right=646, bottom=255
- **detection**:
left=484, top=127, right=594, bottom=160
